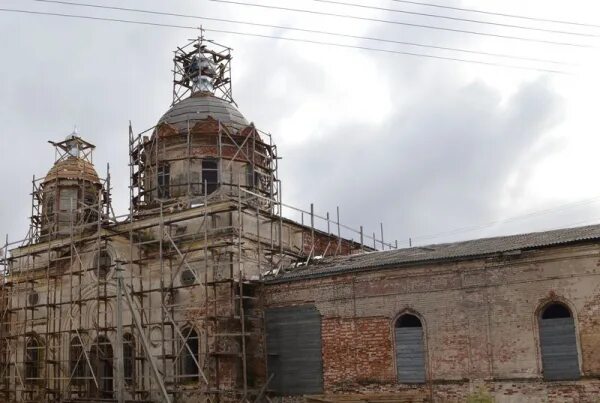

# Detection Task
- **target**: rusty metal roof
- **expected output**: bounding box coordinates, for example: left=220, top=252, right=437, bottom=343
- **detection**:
left=267, top=223, right=600, bottom=283
left=44, top=157, right=100, bottom=183
left=158, top=93, right=249, bottom=132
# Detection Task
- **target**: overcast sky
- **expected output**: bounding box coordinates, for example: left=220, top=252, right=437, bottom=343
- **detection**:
left=1, top=0, right=600, bottom=249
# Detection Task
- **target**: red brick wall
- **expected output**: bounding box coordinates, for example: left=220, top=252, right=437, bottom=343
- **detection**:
left=264, top=243, right=600, bottom=401
left=322, top=317, right=395, bottom=390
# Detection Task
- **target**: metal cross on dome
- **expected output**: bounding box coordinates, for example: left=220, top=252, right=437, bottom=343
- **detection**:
left=172, top=28, right=235, bottom=106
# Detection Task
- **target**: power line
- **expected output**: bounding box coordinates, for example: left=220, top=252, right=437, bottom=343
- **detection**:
left=26, top=0, right=572, bottom=66
left=411, top=195, right=600, bottom=242
left=310, top=0, right=600, bottom=38
left=0, top=7, right=572, bottom=75
left=209, top=0, right=594, bottom=48
left=388, top=0, right=600, bottom=29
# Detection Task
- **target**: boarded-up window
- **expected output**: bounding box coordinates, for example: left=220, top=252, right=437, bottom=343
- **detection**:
left=395, top=314, right=426, bottom=384
left=539, top=303, right=580, bottom=380
left=202, top=160, right=218, bottom=194
left=59, top=188, right=77, bottom=211
left=266, top=305, right=323, bottom=395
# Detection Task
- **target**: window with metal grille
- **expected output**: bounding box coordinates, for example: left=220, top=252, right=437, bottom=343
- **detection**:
left=395, top=314, right=426, bottom=384
left=25, top=336, right=42, bottom=383
left=123, top=333, right=135, bottom=385
left=180, top=327, right=199, bottom=382
left=157, top=163, right=170, bottom=198
left=539, top=302, right=580, bottom=380
left=69, top=337, right=86, bottom=385
left=202, top=160, right=218, bottom=194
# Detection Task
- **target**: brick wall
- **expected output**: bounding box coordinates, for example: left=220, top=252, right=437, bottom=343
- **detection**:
left=321, top=317, right=395, bottom=390
left=263, top=242, right=600, bottom=401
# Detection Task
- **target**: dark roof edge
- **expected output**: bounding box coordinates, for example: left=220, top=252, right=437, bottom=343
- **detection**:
left=264, top=235, right=600, bottom=285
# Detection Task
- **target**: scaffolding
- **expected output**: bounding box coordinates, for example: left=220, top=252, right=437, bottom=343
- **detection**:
left=0, top=36, right=399, bottom=403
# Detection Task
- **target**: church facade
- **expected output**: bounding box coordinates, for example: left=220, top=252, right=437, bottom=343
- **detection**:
left=1, top=37, right=599, bottom=403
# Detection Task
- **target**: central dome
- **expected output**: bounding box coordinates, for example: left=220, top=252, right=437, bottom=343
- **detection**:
left=158, top=93, right=249, bottom=132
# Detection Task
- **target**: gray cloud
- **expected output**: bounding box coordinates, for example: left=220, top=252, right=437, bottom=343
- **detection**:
left=279, top=76, right=566, bottom=247
left=0, top=0, right=584, bottom=252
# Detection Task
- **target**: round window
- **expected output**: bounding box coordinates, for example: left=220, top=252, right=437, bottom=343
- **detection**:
left=181, top=268, right=196, bottom=286
left=27, top=292, right=39, bottom=306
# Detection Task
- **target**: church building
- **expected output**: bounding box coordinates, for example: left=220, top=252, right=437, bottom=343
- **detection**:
left=1, top=37, right=599, bottom=403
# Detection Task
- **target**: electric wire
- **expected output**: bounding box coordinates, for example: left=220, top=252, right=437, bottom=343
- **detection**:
left=411, top=196, right=600, bottom=242
left=310, top=0, right=600, bottom=38
left=25, top=0, right=572, bottom=66
left=209, top=0, right=594, bottom=48
left=388, top=0, right=600, bottom=29
left=0, top=7, right=573, bottom=75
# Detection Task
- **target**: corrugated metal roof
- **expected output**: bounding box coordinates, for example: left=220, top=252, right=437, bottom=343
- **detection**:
left=267, top=223, right=600, bottom=283
left=158, top=93, right=249, bottom=131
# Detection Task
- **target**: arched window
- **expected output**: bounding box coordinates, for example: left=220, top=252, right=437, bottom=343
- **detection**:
left=89, top=336, right=113, bottom=398
left=25, top=335, right=42, bottom=383
left=180, top=327, right=199, bottom=382
left=92, top=250, right=112, bottom=279
left=69, top=337, right=86, bottom=385
left=539, top=302, right=580, bottom=380
left=394, top=313, right=425, bottom=384
left=123, top=333, right=135, bottom=385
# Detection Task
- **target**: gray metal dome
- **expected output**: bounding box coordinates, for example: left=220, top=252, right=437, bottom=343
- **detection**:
left=158, top=93, right=249, bottom=131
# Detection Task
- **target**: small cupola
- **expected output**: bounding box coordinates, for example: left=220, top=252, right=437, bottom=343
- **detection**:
left=39, top=133, right=104, bottom=240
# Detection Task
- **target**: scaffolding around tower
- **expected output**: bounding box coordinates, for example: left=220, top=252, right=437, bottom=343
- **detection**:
left=0, top=35, right=399, bottom=403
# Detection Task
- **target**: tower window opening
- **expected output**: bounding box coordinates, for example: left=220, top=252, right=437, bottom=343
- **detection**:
left=246, top=164, right=261, bottom=190
left=157, top=163, right=170, bottom=199
left=59, top=188, right=78, bottom=211
left=45, top=194, right=55, bottom=218
left=202, top=160, right=218, bottom=195
left=395, top=313, right=426, bottom=384
left=180, top=327, right=199, bottom=382
left=539, top=302, right=580, bottom=380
